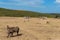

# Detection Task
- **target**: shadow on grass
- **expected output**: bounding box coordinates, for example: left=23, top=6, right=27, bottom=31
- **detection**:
left=11, top=33, right=23, bottom=37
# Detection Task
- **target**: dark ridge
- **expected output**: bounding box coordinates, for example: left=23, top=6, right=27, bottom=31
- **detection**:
left=0, top=8, right=59, bottom=18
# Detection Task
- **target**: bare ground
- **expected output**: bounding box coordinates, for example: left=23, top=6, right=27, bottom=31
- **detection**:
left=0, top=17, right=60, bottom=40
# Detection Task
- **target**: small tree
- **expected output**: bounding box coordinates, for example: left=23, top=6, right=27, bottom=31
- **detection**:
left=55, top=15, right=58, bottom=18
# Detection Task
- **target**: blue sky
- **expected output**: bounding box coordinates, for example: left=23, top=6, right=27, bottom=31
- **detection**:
left=0, top=0, right=60, bottom=13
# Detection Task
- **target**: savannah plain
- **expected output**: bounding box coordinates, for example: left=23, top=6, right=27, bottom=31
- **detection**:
left=0, top=17, right=60, bottom=40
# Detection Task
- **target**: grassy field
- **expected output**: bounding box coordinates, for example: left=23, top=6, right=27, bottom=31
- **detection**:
left=0, top=17, right=60, bottom=40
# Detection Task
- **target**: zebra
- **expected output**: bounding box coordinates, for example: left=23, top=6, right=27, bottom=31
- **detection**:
left=7, top=25, right=19, bottom=37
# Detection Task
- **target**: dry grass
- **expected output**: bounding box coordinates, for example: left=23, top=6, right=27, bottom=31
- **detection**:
left=0, top=17, right=60, bottom=40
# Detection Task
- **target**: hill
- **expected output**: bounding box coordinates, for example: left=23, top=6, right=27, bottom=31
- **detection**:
left=0, top=8, right=59, bottom=18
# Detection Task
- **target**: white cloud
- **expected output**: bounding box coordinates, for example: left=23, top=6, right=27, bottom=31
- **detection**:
left=55, top=0, right=60, bottom=3
left=54, top=0, right=60, bottom=7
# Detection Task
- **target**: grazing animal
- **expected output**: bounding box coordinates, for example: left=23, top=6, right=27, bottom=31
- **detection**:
left=7, top=25, right=19, bottom=37
left=24, top=16, right=30, bottom=22
left=46, top=21, right=49, bottom=24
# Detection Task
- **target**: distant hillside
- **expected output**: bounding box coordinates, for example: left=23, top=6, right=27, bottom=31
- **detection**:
left=0, top=8, right=60, bottom=18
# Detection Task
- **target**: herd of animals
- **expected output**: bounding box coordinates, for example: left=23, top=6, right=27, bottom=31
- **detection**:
left=1, top=17, right=50, bottom=38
